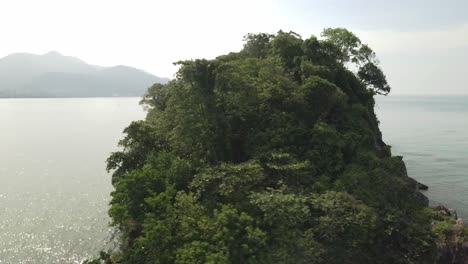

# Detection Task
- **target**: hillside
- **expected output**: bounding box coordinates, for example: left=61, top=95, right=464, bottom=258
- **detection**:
left=91, top=29, right=468, bottom=263
left=0, top=51, right=169, bottom=97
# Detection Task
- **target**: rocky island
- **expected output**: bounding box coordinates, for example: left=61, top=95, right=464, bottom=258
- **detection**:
left=88, top=28, right=468, bottom=263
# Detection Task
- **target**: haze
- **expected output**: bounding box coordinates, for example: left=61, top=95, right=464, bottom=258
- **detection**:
left=1, top=0, right=467, bottom=95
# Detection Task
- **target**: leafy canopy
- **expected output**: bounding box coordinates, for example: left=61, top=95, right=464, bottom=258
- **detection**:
left=99, top=28, right=440, bottom=264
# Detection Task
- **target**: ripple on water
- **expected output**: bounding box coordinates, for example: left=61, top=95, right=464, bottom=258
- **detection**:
left=433, top=157, right=456, bottom=163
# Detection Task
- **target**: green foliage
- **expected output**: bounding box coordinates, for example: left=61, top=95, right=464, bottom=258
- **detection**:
left=101, top=28, right=443, bottom=263
left=242, top=33, right=274, bottom=59
left=358, top=62, right=391, bottom=95
left=321, top=27, right=391, bottom=95
left=321, top=28, right=361, bottom=63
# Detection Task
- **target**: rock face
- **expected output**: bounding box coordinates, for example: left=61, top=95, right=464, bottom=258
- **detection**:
left=433, top=206, right=468, bottom=264
left=417, top=182, right=429, bottom=190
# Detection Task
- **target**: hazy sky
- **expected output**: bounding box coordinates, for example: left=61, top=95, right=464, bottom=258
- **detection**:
left=1, top=0, right=467, bottom=95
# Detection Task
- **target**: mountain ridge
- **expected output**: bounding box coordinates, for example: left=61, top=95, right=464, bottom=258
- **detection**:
left=0, top=51, right=169, bottom=98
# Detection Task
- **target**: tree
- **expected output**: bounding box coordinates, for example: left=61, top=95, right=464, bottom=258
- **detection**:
left=321, top=27, right=361, bottom=63
left=243, top=33, right=274, bottom=59
left=321, top=27, right=391, bottom=95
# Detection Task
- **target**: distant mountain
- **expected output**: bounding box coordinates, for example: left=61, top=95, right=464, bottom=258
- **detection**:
left=0, top=51, right=169, bottom=97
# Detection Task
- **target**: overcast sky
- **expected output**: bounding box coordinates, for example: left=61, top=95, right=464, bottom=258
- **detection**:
left=1, top=0, right=467, bottom=95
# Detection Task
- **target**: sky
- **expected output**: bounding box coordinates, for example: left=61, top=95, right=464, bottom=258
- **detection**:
left=0, top=0, right=467, bottom=95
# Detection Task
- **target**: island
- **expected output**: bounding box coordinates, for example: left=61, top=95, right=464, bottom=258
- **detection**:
left=88, top=28, right=468, bottom=263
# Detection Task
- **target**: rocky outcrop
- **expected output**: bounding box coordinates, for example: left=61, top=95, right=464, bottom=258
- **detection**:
left=417, top=182, right=429, bottom=190
left=434, top=206, right=468, bottom=264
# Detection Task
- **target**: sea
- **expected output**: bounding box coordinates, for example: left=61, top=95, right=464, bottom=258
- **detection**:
left=0, top=98, right=144, bottom=263
left=0, top=96, right=466, bottom=263
left=376, top=95, right=468, bottom=219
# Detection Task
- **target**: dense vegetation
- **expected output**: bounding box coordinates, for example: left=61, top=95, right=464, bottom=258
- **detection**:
left=92, top=28, right=466, bottom=263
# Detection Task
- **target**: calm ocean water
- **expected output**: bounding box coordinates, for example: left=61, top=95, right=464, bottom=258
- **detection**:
left=376, top=96, right=468, bottom=219
left=0, top=98, right=145, bottom=263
